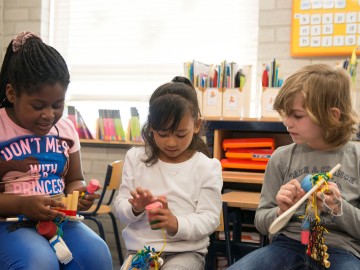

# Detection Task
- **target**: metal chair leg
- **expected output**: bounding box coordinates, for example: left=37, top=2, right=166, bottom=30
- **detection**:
left=86, top=216, right=106, bottom=240
left=205, top=232, right=217, bottom=270
left=223, top=202, right=232, bottom=266
left=109, top=212, right=124, bottom=265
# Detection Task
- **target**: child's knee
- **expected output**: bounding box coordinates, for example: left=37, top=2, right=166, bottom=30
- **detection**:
left=20, top=249, right=59, bottom=270
left=74, top=238, right=112, bottom=269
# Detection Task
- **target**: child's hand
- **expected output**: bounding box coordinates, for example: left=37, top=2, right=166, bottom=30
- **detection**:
left=129, top=187, right=154, bottom=214
left=78, top=186, right=100, bottom=211
left=147, top=196, right=178, bottom=235
left=20, top=195, right=66, bottom=221
left=276, top=179, right=306, bottom=216
left=317, top=182, right=342, bottom=215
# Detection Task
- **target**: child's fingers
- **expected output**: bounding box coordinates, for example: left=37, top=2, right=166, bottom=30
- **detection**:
left=43, top=197, right=65, bottom=209
left=317, top=188, right=342, bottom=214
left=327, top=182, right=341, bottom=196
left=145, top=189, right=154, bottom=198
left=40, top=207, right=65, bottom=221
left=131, top=187, right=152, bottom=200
left=130, top=190, right=139, bottom=199
left=276, top=193, right=294, bottom=208
left=52, top=209, right=67, bottom=218
left=279, top=180, right=301, bottom=201
left=128, top=198, right=144, bottom=212
left=138, top=188, right=153, bottom=200
left=135, top=187, right=148, bottom=197
left=155, top=197, right=168, bottom=209
left=82, top=193, right=100, bottom=201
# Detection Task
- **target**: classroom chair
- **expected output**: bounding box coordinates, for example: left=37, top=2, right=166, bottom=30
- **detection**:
left=206, top=191, right=267, bottom=269
left=78, top=160, right=124, bottom=265
left=223, top=191, right=269, bottom=265
left=205, top=203, right=228, bottom=270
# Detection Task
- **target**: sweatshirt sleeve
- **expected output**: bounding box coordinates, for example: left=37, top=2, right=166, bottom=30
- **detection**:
left=112, top=148, right=146, bottom=223
left=255, top=148, right=287, bottom=235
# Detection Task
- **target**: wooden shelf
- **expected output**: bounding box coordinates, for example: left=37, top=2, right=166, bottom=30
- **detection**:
left=80, top=139, right=144, bottom=148
left=222, top=191, right=260, bottom=209
left=222, top=171, right=264, bottom=184
left=204, top=117, right=281, bottom=122
left=205, top=119, right=291, bottom=189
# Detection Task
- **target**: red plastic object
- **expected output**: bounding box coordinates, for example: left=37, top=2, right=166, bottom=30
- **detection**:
left=37, top=221, right=58, bottom=240
left=221, top=158, right=268, bottom=170
left=225, top=148, right=274, bottom=161
left=301, top=230, right=310, bottom=244
left=57, top=209, right=77, bottom=216
left=223, top=138, right=275, bottom=150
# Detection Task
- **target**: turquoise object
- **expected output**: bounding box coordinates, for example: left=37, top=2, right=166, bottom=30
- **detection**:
left=301, top=174, right=313, bottom=192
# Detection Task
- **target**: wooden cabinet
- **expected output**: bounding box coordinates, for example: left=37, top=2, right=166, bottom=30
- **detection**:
left=206, top=118, right=292, bottom=185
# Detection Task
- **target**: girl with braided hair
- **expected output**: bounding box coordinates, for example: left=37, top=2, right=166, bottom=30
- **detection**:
left=0, top=31, right=112, bottom=269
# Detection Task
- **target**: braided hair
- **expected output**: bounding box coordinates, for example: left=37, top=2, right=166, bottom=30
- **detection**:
left=0, top=31, right=70, bottom=108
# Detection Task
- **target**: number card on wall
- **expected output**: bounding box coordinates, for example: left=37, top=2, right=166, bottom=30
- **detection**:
left=291, top=0, right=360, bottom=57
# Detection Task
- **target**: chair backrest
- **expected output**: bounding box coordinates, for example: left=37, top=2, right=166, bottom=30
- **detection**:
left=216, top=208, right=225, bottom=232
left=81, top=160, right=123, bottom=214
left=107, top=160, right=123, bottom=191
left=105, top=160, right=123, bottom=205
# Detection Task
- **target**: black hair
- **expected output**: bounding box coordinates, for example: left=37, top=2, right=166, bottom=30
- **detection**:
left=0, top=32, right=70, bottom=108
left=141, top=76, right=210, bottom=165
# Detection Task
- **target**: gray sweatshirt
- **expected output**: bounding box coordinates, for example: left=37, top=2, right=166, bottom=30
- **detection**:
left=255, top=142, right=360, bottom=258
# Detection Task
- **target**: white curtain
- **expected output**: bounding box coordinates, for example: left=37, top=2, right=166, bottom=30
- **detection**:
left=50, top=0, right=259, bottom=133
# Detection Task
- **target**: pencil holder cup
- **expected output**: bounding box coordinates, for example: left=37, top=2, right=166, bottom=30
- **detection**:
left=145, top=201, right=162, bottom=230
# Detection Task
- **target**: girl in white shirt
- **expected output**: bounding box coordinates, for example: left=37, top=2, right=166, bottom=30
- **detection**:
left=113, top=76, right=223, bottom=270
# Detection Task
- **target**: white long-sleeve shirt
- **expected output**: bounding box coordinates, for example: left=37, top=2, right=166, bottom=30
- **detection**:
left=113, top=147, right=223, bottom=254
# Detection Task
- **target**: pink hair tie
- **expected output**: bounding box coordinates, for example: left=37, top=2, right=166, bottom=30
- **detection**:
left=12, top=31, right=41, bottom=52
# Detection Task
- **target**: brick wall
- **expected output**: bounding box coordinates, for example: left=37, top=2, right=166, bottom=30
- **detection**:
left=2, top=0, right=50, bottom=51
left=258, top=0, right=351, bottom=79
left=257, top=0, right=360, bottom=116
